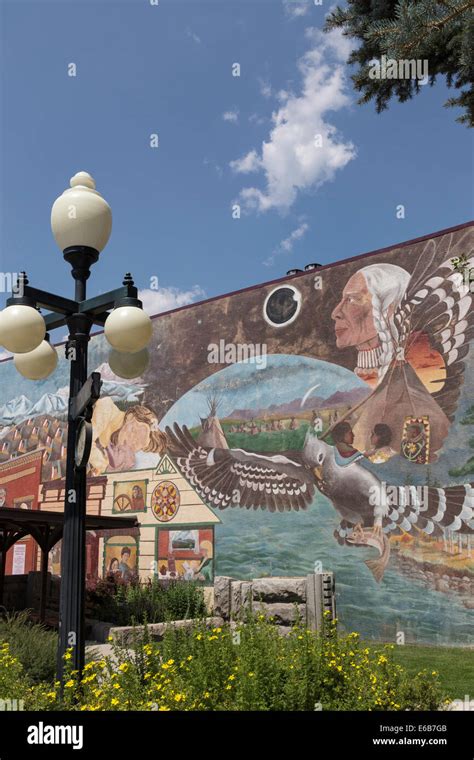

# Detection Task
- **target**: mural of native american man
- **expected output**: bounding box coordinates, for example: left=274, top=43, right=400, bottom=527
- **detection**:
left=329, top=246, right=474, bottom=459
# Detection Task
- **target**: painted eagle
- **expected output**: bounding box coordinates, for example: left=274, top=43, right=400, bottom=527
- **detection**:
left=165, top=424, right=473, bottom=580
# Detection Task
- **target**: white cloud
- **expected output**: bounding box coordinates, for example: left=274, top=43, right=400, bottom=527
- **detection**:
left=283, top=1, right=310, bottom=18
left=249, top=113, right=267, bottom=126
left=186, top=27, right=201, bottom=44
left=222, top=109, right=239, bottom=123
left=229, top=149, right=261, bottom=174
left=230, top=28, right=356, bottom=214
left=264, top=222, right=309, bottom=266
left=258, top=78, right=273, bottom=99
left=281, top=221, right=309, bottom=251
left=139, top=285, right=206, bottom=316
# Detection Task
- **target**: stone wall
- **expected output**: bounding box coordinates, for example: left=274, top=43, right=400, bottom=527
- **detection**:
left=214, top=573, right=336, bottom=634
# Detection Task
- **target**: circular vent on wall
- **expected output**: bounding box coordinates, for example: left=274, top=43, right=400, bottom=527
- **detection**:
left=263, top=285, right=301, bottom=327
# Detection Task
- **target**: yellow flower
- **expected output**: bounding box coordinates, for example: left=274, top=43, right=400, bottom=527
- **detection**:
left=111, top=698, right=119, bottom=706
left=158, top=706, right=170, bottom=711
left=248, top=672, right=255, bottom=677
left=64, top=652, right=72, bottom=661
left=204, top=692, right=210, bottom=699
left=65, top=680, right=75, bottom=689
left=113, top=683, right=121, bottom=690
left=196, top=634, right=202, bottom=640
left=228, top=674, right=236, bottom=681
left=118, top=663, right=129, bottom=672
left=167, top=659, right=175, bottom=665
left=187, top=655, right=193, bottom=661
left=174, top=693, right=185, bottom=702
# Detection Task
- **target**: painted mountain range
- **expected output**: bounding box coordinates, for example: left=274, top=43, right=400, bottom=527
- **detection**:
left=225, top=386, right=370, bottom=421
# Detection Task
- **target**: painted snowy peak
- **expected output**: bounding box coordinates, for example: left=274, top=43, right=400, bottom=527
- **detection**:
left=0, top=364, right=147, bottom=425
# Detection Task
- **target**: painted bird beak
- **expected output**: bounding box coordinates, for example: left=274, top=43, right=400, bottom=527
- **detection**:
left=313, top=466, right=323, bottom=480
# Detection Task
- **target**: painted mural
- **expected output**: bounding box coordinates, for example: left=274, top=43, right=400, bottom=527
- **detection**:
left=0, top=223, right=473, bottom=643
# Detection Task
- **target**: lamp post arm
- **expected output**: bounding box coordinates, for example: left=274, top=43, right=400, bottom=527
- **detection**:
left=7, top=281, right=139, bottom=331
left=6, top=286, right=78, bottom=314
left=78, top=283, right=139, bottom=315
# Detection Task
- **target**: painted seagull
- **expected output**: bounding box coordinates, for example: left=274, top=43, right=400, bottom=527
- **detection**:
left=165, top=423, right=473, bottom=581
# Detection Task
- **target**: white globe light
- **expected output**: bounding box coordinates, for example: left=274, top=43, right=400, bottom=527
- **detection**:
left=0, top=305, right=46, bottom=353
left=108, top=348, right=149, bottom=379
left=51, top=171, right=112, bottom=253
left=14, top=340, right=58, bottom=380
left=104, top=306, right=152, bottom=353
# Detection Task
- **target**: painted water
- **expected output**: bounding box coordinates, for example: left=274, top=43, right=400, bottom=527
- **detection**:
left=214, top=497, right=473, bottom=645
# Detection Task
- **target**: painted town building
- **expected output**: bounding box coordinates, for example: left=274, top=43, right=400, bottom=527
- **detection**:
left=0, top=222, right=472, bottom=644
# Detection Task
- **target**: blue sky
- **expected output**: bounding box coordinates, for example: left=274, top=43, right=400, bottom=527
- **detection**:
left=1, top=0, right=472, bottom=349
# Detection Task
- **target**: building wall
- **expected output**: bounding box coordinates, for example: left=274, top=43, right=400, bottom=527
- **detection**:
left=0, top=450, right=43, bottom=575
left=0, top=222, right=473, bottom=643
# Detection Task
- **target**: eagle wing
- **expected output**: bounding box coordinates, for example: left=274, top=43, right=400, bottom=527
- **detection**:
left=381, top=484, right=473, bottom=537
left=393, top=243, right=474, bottom=421
left=165, top=423, right=315, bottom=512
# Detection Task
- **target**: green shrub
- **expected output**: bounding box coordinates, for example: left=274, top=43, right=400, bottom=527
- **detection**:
left=0, top=610, right=57, bottom=684
left=87, top=577, right=207, bottom=626
left=36, top=614, right=447, bottom=711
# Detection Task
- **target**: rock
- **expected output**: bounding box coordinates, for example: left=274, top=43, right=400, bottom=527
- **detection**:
left=276, top=626, right=294, bottom=637
left=436, top=579, right=450, bottom=593
left=252, top=577, right=307, bottom=603
left=86, top=618, right=113, bottom=644
left=214, top=576, right=234, bottom=619
left=241, top=581, right=252, bottom=608
left=230, top=581, right=242, bottom=617
left=109, top=616, right=225, bottom=646
left=252, top=601, right=306, bottom=625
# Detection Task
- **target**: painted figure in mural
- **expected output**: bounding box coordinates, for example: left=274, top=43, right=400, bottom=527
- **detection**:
left=118, top=547, right=134, bottom=581
left=131, top=485, right=145, bottom=511
left=0, top=487, right=7, bottom=507
left=330, top=252, right=474, bottom=459
left=108, top=557, right=119, bottom=574
left=166, top=421, right=473, bottom=582
left=364, top=424, right=397, bottom=464
left=331, top=421, right=360, bottom=459
left=332, top=263, right=410, bottom=384
left=89, top=398, right=167, bottom=474
left=193, top=540, right=213, bottom=582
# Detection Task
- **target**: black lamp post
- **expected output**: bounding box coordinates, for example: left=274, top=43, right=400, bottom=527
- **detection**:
left=0, top=172, right=152, bottom=684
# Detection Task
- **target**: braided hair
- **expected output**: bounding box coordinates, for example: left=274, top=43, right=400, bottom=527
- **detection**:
left=360, top=264, right=411, bottom=381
